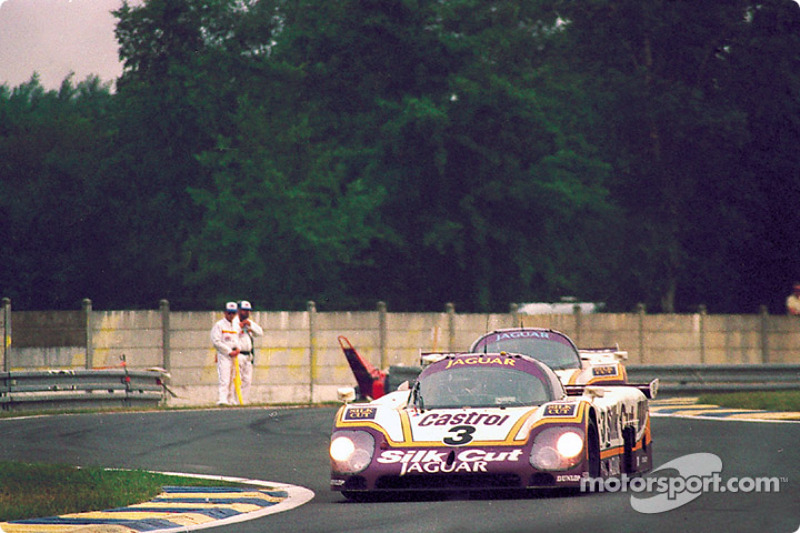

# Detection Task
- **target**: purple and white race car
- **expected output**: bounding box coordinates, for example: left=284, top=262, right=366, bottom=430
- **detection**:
left=470, top=328, right=629, bottom=387
left=330, top=351, right=657, bottom=500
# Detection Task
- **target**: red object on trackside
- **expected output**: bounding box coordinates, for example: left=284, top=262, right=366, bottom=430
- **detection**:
left=337, top=336, right=387, bottom=400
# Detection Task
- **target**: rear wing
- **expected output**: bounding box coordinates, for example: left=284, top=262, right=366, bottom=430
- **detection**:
left=565, top=379, right=659, bottom=400
left=579, top=345, right=628, bottom=362
left=419, top=351, right=467, bottom=366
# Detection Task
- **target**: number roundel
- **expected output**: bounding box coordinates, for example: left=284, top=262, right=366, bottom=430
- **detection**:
left=443, top=425, right=476, bottom=446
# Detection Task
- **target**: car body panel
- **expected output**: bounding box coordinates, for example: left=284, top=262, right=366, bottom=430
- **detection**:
left=330, top=351, right=653, bottom=497
left=470, top=328, right=628, bottom=386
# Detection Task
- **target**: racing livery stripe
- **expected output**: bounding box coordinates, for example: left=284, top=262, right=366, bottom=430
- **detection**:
left=400, top=409, right=413, bottom=442
left=335, top=403, right=590, bottom=447
left=586, top=374, right=626, bottom=385
left=600, top=446, right=624, bottom=460
left=599, top=419, right=650, bottom=461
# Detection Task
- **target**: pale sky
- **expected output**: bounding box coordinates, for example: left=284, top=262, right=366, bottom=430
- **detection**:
left=2, top=0, right=800, bottom=90
left=0, top=0, right=129, bottom=89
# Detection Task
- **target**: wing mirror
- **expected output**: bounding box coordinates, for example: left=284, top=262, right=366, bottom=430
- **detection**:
left=337, top=387, right=356, bottom=403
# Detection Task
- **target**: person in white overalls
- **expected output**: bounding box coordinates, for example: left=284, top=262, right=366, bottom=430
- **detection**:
left=210, top=301, right=241, bottom=405
left=235, top=300, right=263, bottom=404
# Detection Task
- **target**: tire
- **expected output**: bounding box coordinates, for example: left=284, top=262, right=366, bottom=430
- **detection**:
left=587, top=420, right=601, bottom=478
left=622, top=426, right=635, bottom=474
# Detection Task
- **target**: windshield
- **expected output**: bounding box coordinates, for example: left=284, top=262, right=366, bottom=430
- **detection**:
left=417, top=366, right=554, bottom=409
left=471, top=331, right=581, bottom=370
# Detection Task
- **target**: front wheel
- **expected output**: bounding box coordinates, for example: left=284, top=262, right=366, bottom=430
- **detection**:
left=586, top=421, right=601, bottom=478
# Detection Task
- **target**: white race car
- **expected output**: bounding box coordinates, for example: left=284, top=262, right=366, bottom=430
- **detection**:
left=470, top=328, right=629, bottom=387
left=330, top=351, right=656, bottom=500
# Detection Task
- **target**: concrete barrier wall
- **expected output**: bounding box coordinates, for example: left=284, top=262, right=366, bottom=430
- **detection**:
left=2, top=302, right=799, bottom=406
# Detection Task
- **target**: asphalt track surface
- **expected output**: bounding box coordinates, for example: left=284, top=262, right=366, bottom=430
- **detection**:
left=0, top=406, right=798, bottom=533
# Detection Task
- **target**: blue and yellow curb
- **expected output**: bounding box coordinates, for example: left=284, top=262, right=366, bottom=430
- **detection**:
left=651, top=397, right=800, bottom=422
left=0, top=475, right=314, bottom=533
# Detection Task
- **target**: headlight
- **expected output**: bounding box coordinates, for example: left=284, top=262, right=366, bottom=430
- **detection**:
left=556, top=431, right=584, bottom=458
left=330, top=431, right=375, bottom=474
left=530, top=427, right=585, bottom=471
left=330, top=436, right=356, bottom=462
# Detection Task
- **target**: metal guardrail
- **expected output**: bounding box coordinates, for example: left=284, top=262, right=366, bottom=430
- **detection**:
left=0, top=369, right=166, bottom=411
left=387, top=364, right=800, bottom=397
left=627, top=364, right=800, bottom=395
left=2, top=364, right=795, bottom=410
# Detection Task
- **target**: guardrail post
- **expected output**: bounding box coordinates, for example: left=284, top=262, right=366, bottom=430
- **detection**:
left=160, top=299, right=170, bottom=372
left=637, top=303, right=646, bottom=364
left=307, top=300, right=317, bottom=403
left=378, top=301, right=388, bottom=370
left=509, top=302, right=519, bottom=328
left=446, top=303, right=456, bottom=352
left=698, top=304, right=707, bottom=364
left=2, top=297, right=10, bottom=372
left=83, top=298, right=93, bottom=370
left=760, top=305, right=770, bottom=363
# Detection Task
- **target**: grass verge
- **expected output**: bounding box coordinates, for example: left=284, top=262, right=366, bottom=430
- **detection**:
left=696, top=390, right=800, bottom=412
left=0, top=462, right=243, bottom=522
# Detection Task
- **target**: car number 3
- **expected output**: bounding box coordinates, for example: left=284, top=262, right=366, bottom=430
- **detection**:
left=443, top=425, right=476, bottom=445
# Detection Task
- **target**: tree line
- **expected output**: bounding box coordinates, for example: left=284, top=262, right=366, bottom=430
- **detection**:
left=1, top=0, right=799, bottom=314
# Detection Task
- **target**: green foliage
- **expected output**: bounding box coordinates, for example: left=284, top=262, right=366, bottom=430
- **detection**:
left=2, top=0, right=799, bottom=313
left=0, top=76, right=116, bottom=308
left=188, top=134, right=387, bottom=308
left=526, top=0, right=800, bottom=312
